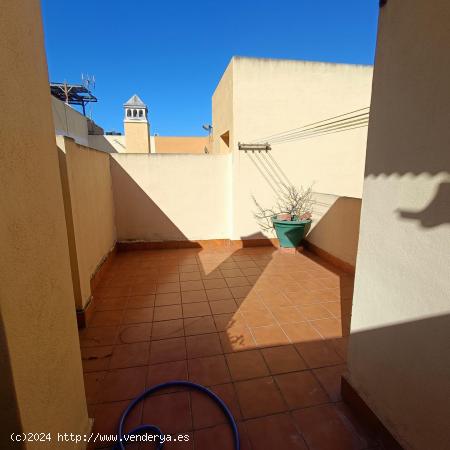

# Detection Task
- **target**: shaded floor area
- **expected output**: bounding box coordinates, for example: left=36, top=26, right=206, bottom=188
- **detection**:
left=80, top=246, right=381, bottom=449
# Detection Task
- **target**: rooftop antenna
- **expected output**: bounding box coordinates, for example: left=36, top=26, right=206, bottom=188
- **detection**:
left=202, top=124, right=212, bottom=135
left=81, top=73, right=96, bottom=119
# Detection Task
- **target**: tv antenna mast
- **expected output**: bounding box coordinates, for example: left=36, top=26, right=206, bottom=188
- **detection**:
left=81, top=73, right=96, bottom=119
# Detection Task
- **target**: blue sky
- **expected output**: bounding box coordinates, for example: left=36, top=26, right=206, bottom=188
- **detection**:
left=41, top=1, right=379, bottom=135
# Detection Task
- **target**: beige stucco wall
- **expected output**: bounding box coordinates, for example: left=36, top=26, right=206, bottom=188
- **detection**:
left=307, top=194, right=362, bottom=267
left=52, top=97, right=90, bottom=146
left=58, top=137, right=116, bottom=310
left=347, top=1, right=450, bottom=449
left=88, top=134, right=127, bottom=153
left=154, top=136, right=210, bottom=154
left=0, top=1, right=89, bottom=447
left=124, top=120, right=150, bottom=153
left=212, top=60, right=234, bottom=154
left=110, top=153, right=231, bottom=241
left=212, top=57, right=372, bottom=264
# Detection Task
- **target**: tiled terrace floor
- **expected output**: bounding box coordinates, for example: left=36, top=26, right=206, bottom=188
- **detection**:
left=80, top=246, right=381, bottom=450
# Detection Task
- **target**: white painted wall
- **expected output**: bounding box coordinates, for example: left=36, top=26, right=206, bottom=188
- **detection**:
left=347, top=1, right=450, bottom=449
left=110, top=153, right=231, bottom=241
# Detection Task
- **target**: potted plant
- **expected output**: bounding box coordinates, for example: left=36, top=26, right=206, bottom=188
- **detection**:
left=253, top=184, right=313, bottom=248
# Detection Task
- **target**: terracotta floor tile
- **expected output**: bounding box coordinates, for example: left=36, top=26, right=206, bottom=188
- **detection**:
left=90, top=310, right=123, bottom=327
left=202, top=278, right=227, bottom=290
left=285, top=290, right=319, bottom=306
left=95, top=297, right=127, bottom=311
left=191, top=383, right=240, bottom=429
left=311, top=288, right=341, bottom=302
left=220, top=268, right=244, bottom=278
left=142, top=391, right=192, bottom=434
left=259, top=291, right=293, bottom=306
left=186, top=333, right=223, bottom=358
left=179, top=271, right=202, bottom=281
left=310, top=318, right=343, bottom=339
left=147, top=360, right=188, bottom=388
left=226, top=350, right=269, bottom=381
left=230, top=285, right=253, bottom=298
left=295, top=340, right=343, bottom=369
left=281, top=322, right=322, bottom=343
left=126, top=294, right=156, bottom=309
left=181, top=289, right=207, bottom=303
left=157, top=272, right=180, bottom=283
left=330, top=337, right=349, bottom=361
left=151, top=319, right=184, bottom=340
left=251, top=324, right=290, bottom=347
left=219, top=261, right=239, bottom=270
left=241, top=308, right=275, bottom=327
left=237, top=260, right=257, bottom=269
left=116, top=323, right=152, bottom=344
left=183, top=316, right=216, bottom=336
left=153, top=304, right=183, bottom=321
left=201, top=269, right=224, bottom=280
left=95, top=285, right=130, bottom=299
left=209, top=299, right=238, bottom=315
left=241, top=267, right=262, bottom=276
left=275, top=370, right=329, bottom=409
left=219, top=326, right=257, bottom=353
left=109, top=342, right=150, bottom=369
left=179, top=264, right=199, bottom=273
left=237, top=296, right=267, bottom=311
left=122, top=307, right=154, bottom=324
left=182, top=301, right=211, bottom=318
left=154, top=292, right=182, bottom=306
left=99, top=366, right=147, bottom=403
left=213, top=313, right=244, bottom=332
left=261, top=345, right=307, bottom=374
left=188, top=354, right=231, bottom=386
left=81, top=346, right=113, bottom=372
left=225, top=276, right=250, bottom=287
left=292, top=403, right=367, bottom=450
left=180, top=280, right=204, bottom=291
left=321, top=301, right=341, bottom=317
left=234, top=377, right=286, bottom=418
left=194, top=423, right=236, bottom=450
left=84, top=371, right=106, bottom=404
left=269, top=305, right=305, bottom=324
left=129, top=282, right=157, bottom=296
left=313, top=364, right=347, bottom=402
left=297, top=304, right=333, bottom=320
left=149, top=337, right=187, bottom=364
left=245, top=413, right=308, bottom=450
left=156, top=282, right=181, bottom=294
left=91, top=400, right=142, bottom=442
left=80, top=326, right=118, bottom=347
left=206, top=287, right=233, bottom=301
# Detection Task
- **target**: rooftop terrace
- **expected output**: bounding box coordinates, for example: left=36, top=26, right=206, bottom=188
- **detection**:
left=81, top=245, right=381, bottom=450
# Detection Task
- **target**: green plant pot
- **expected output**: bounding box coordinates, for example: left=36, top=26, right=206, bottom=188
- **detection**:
left=272, top=216, right=312, bottom=248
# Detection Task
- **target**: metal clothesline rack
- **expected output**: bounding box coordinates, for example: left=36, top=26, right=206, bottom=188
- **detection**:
left=238, top=142, right=272, bottom=152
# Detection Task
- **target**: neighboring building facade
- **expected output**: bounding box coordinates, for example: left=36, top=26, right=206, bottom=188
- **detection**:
left=52, top=93, right=209, bottom=154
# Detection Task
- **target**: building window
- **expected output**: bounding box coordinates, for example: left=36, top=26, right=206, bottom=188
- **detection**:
left=127, top=109, right=131, bottom=117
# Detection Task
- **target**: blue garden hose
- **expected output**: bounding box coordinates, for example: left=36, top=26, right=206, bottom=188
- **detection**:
left=115, top=380, right=240, bottom=450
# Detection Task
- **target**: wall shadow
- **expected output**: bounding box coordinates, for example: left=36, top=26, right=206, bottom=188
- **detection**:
left=397, top=181, right=450, bottom=228
left=81, top=242, right=386, bottom=449
left=110, top=158, right=194, bottom=243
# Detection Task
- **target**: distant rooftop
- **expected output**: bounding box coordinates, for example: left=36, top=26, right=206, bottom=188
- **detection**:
left=124, top=94, right=147, bottom=108
left=50, top=82, right=97, bottom=116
